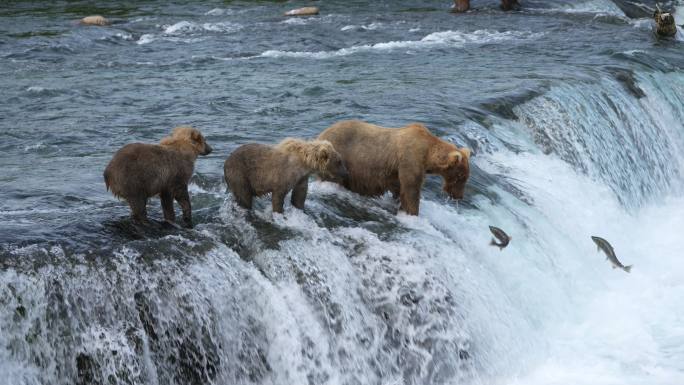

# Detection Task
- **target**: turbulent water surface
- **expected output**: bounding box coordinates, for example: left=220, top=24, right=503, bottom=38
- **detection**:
left=1, top=1, right=684, bottom=384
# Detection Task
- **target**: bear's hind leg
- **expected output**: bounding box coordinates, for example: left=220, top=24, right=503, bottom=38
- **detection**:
left=128, top=196, right=149, bottom=224
left=291, top=178, right=309, bottom=210
left=160, top=191, right=176, bottom=224
left=231, top=182, right=253, bottom=210
left=272, top=190, right=287, bottom=214
left=175, top=187, right=193, bottom=228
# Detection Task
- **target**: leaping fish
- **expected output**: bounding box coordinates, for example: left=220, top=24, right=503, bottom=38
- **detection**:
left=591, top=236, right=633, bottom=273
left=489, top=226, right=511, bottom=250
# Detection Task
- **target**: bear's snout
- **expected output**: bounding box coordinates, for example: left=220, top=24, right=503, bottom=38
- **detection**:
left=444, top=181, right=466, bottom=200
left=202, top=143, right=213, bottom=155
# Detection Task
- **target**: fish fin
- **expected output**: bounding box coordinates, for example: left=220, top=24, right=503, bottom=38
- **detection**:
left=612, top=265, right=617, bottom=269
left=623, top=265, right=633, bottom=273
left=490, top=238, right=497, bottom=246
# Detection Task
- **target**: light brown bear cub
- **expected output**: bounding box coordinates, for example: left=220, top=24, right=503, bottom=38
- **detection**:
left=318, top=120, right=471, bottom=216
left=224, top=138, right=348, bottom=213
left=104, top=126, right=212, bottom=227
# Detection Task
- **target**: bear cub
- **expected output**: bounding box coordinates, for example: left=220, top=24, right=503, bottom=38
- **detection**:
left=104, top=126, right=212, bottom=227
left=224, top=138, right=348, bottom=213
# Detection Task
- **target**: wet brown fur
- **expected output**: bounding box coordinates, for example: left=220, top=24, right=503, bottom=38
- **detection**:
left=103, top=126, right=212, bottom=227
left=318, top=120, right=471, bottom=215
left=223, top=138, right=347, bottom=213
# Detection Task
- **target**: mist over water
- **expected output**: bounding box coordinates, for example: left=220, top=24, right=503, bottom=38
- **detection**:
left=1, top=1, right=683, bottom=384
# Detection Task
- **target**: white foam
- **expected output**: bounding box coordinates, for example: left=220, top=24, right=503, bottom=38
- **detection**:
left=163, top=20, right=242, bottom=35
left=163, top=20, right=199, bottom=34
left=340, top=22, right=383, bottom=31
left=115, top=32, right=133, bottom=40
left=23, top=142, right=47, bottom=151
left=205, top=8, right=228, bottom=16
left=257, top=29, right=543, bottom=59
left=26, top=86, right=45, bottom=93
left=282, top=17, right=310, bottom=25
left=559, top=0, right=625, bottom=16
left=136, top=33, right=155, bottom=45
left=200, top=21, right=242, bottom=33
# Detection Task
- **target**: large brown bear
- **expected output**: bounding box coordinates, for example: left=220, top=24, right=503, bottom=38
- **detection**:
left=224, top=138, right=348, bottom=213
left=104, top=126, right=212, bottom=227
left=318, top=120, right=471, bottom=215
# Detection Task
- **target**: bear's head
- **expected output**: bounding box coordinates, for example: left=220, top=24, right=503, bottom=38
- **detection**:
left=314, top=141, right=349, bottom=183
left=160, top=126, right=212, bottom=156
left=278, top=138, right=348, bottom=181
left=428, top=144, right=471, bottom=200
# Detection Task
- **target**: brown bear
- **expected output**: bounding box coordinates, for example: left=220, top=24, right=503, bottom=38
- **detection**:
left=103, top=126, right=212, bottom=227
left=224, top=138, right=348, bottom=213
left=317, top=120, right=471, bottom=215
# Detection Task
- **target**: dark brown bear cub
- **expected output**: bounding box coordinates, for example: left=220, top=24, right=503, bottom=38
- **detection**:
left=104, top=126, right=212, bottom=227
left=224, top=138, right=348, bottom=213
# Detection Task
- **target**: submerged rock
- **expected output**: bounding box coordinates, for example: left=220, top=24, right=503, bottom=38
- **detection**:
left=80, top=15, right=110, bottom=26
left=500, top=0, right=521, bottom=11
left=452, top=0, right=520, bottom=13
left=609, top=68, right=646, bottom=98
left=284, top=7, right=319, bottom=17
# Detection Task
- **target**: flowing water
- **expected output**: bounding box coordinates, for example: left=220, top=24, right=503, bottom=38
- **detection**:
left=1, top=1, right=683, bottom=384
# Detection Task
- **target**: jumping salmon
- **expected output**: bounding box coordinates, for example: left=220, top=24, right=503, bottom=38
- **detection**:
left=591, top=236, right=632, bottom=273
left=489, top=226, right=510, bottom=250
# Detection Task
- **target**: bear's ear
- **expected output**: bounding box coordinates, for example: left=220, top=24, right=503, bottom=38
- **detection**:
left=448, top=151, right=463, bottom=165
left=190, top=130, right=201, bottom=142
left=318, top=147, right=331, bottom=164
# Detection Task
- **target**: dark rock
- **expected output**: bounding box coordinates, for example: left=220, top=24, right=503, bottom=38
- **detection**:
left=76, top=353, right=102, bottom=385
left=13, top=305, right=26, bottom=321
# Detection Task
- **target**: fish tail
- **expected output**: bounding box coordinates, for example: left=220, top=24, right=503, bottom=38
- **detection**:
left=623, top=265, right=633, bottom=273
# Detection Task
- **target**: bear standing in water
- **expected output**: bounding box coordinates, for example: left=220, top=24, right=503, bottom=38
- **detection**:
left=104, top=126, right=212, bottom=227
left=318, top=120, right=471, bottom=216
left=224, top=138, right=348, bottom=213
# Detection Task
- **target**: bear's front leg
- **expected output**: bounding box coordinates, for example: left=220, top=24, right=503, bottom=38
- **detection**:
left=272, top=190, right=287, bottom=214
left=175, top=187, right=193, bottom=228
left=398, top=168, right=424, bottom=215
left=290, top=178, right=309, bottom=210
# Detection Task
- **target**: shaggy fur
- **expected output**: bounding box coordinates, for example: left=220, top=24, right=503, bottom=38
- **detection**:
left=318, top=120, right=471, bottom=215
left=104, top=126, right=212, bottom=227
left=224, top=138, right=348, bottom=213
